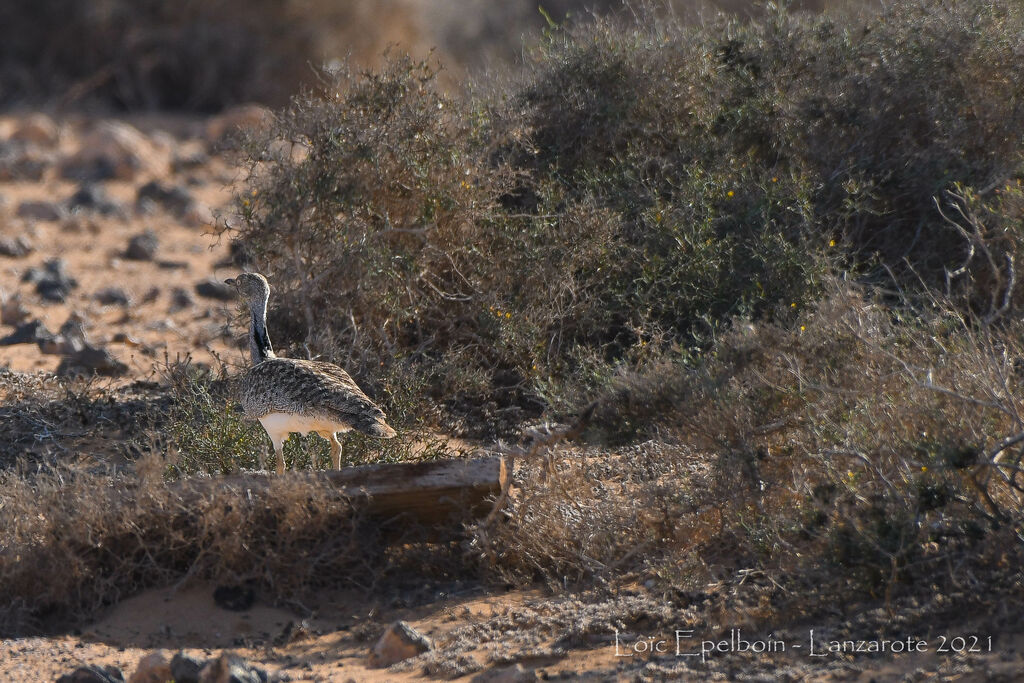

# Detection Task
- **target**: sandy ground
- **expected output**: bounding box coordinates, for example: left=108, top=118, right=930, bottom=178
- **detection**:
left=2, top=580, right=1023, bottom=682
left=2, top=111, right=1023, bottom=682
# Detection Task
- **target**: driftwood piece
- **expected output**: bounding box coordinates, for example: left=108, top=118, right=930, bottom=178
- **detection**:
left=171, top=455, right=509, bottom=527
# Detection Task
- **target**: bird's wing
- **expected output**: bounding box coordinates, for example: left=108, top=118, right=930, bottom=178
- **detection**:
left=243, top=358, right=389, bottom=430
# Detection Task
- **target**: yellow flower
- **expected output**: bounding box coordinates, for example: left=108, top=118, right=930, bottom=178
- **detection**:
left=727, top=191, right=735, bottom=197
left=921, top=466, right=928, bottom=473
left=800, top=325, right=806, bottom=332
left=771, top=177, right=778, bottom=183
left=790, top=302, right=797, bottom=308
left=505, top=312, right=511, bottom=319
left=829, top=239, right=836, bottom=247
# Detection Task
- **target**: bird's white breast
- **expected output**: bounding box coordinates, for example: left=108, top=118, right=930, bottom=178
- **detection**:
left=258, top=412, right=352, bottom=441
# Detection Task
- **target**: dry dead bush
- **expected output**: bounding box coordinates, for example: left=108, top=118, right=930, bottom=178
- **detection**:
left=476, top=283, right=1024, bottom=613
left=0, top=456, right=463, bottom=635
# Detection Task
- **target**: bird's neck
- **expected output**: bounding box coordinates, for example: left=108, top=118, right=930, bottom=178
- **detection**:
left=248, top=298, right=276, bottom=365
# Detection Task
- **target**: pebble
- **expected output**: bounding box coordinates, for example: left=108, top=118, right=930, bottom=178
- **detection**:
left=194, top=278, right=234, bottom=301
left=59, top=121, right=157, bottom=182
left=136, top=180, right=195, bottom=217
left=368, top=621, right=433, bottom=668
left=125, top=230, right=159, bottom=261
left=10, top=113, right=60, bottom=147
left=67, top=184, right=127, bottom=218
left=0, top=235, right=33, bottom=257
left=1, top=291, right=29, bottom=325
left=55, top=664, right=125, bottom=683
left=0, top=319, right=54, bottom=346
left=96, top=286, right=132, bottom=306
left=16, top=199, right=65, bottom=222
left=56, top=345, right=129, bottom=377
left=169, top=287, right=195, bottom=311
left=169, top=652, right=204, bottom=683
left=22, top=258, right=77, bottom=302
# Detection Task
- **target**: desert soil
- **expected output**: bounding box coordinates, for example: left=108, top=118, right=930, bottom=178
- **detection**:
left=1, top=111, right=1022, bottom=682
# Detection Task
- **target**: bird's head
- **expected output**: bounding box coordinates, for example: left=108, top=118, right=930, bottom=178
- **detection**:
left=224, top=272, right=270, bottom=306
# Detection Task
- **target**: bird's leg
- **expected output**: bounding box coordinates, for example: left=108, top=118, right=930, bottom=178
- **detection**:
left=258, top=447, right=267, bottom=472
left=330, top=434, right=343, bottom=470
left=269, top=433, right=286, bottom=474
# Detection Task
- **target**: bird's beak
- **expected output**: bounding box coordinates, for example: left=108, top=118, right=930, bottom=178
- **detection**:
left=224, top=278, right=236, bottom=286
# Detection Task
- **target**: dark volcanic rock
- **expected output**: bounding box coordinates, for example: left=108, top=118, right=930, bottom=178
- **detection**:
left=67, top=184, right=126, bottom=218
left=1, top=293, right=29, bottom=325
left=169, top=652, right=204, bottom=683
left=194, top=278, right=234, bottom=301
left=125, top=230, right=159, bottom=261
left=57, top=345, right=128, bottom=377
left=16, top=199, right=65, bottom=222
left=369, top=620, right=433, bottom=667
left=136, top=180, right=194, bottom=217
left=169, top=287, right=195, bottom=311
left=95, top=286, right=132, bottom=306
left=55, top=665, right=125, bottom=683
left=0, top=142, right=51, bottom=181
left=22, top=258, right=77, bottom=302
left=0, top=319, right=54, bottom=346
left=0, top=235, right=33, bottom=257
left=197, top=653, right=271, bottom=683
left=213, top=585, right=256, bottom=612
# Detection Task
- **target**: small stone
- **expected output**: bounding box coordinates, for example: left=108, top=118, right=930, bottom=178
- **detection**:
left=368, top=621, right=432, bottom=668
left=55, top=665, right=125, bottom=683
left=129, top=650, right=171, bottom=683
left=136, top=180, right=194, bottom=217
left=169, top=287, right=195, bottom=311
left=23, top=258, right=77, bottom=302
left=194, top=278, right=234, bottom=301
left=0, top=319, right=54, bottom=346
left=1, top=292, right=29, bottom=325
left=59, top=121, right=158, bottom=181
left=197, top=652, right=269, bottom=683
left=57, top=344, right=128, bottom=377
left=141, top=286, right=161, bottom=304
left=169, top=652, right=204, bottom=683
left=213, top=585, right=255, bottom=612
left=16, top=199, right=65, bottom=222
left=67, top=184, right=126, bottom=218
left=40, top=314, right=88, bottom=354
left=172, top=148, right=210, bottom=173
left=0, top=142, right=51, bottom=181
left=95, top=286, right=132, bottom=306
left=0, top=235, right=33, bottom=257
left=62, top=215, right=101, bottom=234
left=125, top=230, right=159, bottom=261
left=10, top=113, right=59, bottom=147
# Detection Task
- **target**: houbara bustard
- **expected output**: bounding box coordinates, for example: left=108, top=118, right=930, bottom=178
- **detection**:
left=225, top=272, right=396, bottom=473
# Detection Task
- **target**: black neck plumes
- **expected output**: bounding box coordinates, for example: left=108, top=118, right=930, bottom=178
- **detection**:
left=248, top=300, right=275, bottom=364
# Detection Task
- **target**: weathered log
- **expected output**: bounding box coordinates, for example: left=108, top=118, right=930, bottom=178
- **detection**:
left=171, top=455, right=509, bottom=527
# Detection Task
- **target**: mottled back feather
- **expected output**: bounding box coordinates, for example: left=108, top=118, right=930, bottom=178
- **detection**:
left=240, top=357, right=395, bottom=437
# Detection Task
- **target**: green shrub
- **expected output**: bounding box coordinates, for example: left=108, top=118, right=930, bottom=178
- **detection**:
left=230, top=0, right=1024, bottom=447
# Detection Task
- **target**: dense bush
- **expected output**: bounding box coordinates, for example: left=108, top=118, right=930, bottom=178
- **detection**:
left=235, top=1, right=1024, bottom=430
